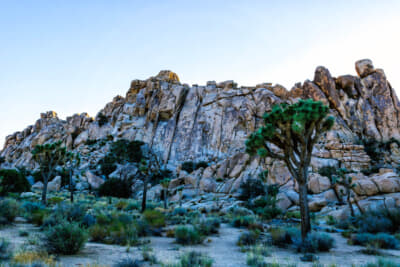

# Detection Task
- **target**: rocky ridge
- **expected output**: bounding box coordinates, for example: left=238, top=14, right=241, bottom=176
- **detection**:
left=2, top=59, right=400, bottom=218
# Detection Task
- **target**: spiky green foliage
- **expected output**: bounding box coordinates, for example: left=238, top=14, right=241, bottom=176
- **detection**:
left=31, top=141, right=67, bottom=205
left=245, top=99, right=334, bottom=240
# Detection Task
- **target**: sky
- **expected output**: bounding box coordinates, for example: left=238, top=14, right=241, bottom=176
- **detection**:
left=1, top=0, right=399, bottom=147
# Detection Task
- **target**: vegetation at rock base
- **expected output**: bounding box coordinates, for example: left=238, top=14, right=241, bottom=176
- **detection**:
left=0, top=169, right=31, bottom=196
left=98, top=178, right=132, bottom=198
left=246, top=99, right=334, bottom=241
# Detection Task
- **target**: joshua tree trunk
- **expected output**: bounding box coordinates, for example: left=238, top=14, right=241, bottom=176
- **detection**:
left=163, top=188, right=168, bottom=209
left=141, top=176, right=148, bottom=213
left=41, top=177, right=48, bottom=205
left=298, top=181, right=311, bottom=240
left=346, top=187, right=355, bottom=217
left=179, top=190, right=183, bottom=207
left=69, top=168, right=74, bottom=203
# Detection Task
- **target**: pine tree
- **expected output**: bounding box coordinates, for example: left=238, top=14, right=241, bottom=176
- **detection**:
left=245, top=99, right=334, bottom=240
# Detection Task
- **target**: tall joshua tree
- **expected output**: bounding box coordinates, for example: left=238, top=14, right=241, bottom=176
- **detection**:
left=246, top=99, right=334, bottom=240
left=32, top=141, right=67, bottom=205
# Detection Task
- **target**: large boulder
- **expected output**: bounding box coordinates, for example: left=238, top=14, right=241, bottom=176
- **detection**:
left=47, top=176, right=61, bottom=192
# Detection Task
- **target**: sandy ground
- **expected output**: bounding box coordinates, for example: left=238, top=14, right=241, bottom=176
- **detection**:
left=1, top=222, right=400, bottom=267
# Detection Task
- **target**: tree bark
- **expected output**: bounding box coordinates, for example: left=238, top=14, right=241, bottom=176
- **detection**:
left=141, top=176, right=148, bottom=213
left=41, top=176, right=48, bottom=205
left=69, top=168, right=74, bottom=203
left=298, top=182, right=311, bottom=241
left=163, top=188, right=168, bottom=209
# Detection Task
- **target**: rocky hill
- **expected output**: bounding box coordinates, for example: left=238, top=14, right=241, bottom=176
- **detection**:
left=2, top=59, right=400, bottom=218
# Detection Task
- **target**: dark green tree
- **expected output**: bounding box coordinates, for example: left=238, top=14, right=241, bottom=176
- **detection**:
left=245, top=99, right=334, bottom=240
left=31, top=141, right=67, bottom=205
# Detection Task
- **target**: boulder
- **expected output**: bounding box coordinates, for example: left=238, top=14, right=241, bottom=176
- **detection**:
left=199, top=177, right=217, bottom=192
left=355, top=59, right=374, bottom=78
left=85, top=171, right=104, bottom=189
left=308, top=173, right=331, bottom=194
left=47, top=176, right=61, bottom=192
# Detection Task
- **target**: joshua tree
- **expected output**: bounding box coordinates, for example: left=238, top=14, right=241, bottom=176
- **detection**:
left=332, top=168, right=363, bottom=217
left=160, top=178, right=171, bottom=209
left=177, top=185, right=184, bottom=207
left=65, top=152, right=81, bottom=203
left=139, top=159, right=150, bottom=213
left=246, top=99, right=334, bottom=241
left=32, top=141, right=67, bottom=205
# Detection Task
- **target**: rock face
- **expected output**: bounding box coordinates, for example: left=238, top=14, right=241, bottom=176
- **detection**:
left=2, top=60, right=400, bottom=214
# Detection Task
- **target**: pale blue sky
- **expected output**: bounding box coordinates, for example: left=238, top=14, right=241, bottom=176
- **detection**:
left=1, top=1, right=399, bottom=146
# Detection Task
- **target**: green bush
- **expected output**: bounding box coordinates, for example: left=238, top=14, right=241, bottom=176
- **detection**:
left=0, top=238, right=12, bottom=260
left=237, top=230, right=260, bottom=246
left=0, top=198, right=20, bottom=224
left=178, top=251, right=213, bottom=267
left=295, top=232, right=335, bottom=253
left=98, top=178, right=132, bottom=198
left=97, top=112, right=108, bottom=127
left=362, top=258, right=400, bottom=267
left=175, top=226, right=204, bottom=245
left=356, top=209, right=400, bottom=234
left=239, top=179, right=266, bottom=200
left=143, top=209, right=165, bottom=228
left=350, top=233, right=399, bottom=249
left=231, top=215, right=256, bottom=228
left=0, top=169, right=31, bottom=195
left=44, top=221, right=87, bottom=254
left=181, top=161, right=209, bottom=174
left=113, top=258, right=142, bottom=267
left=269, top=227, right=299, bottom=248
left=99, top=155, right=118, bottom=176
left=196, top=217, right=220, bottom=235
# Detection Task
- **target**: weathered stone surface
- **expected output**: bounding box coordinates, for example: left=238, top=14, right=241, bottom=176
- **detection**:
left=2, top=60, right=400, bottom=212
left=47, top=176, right=61, bottom=192
left=85, top=171, right=104, bottom=190
left=308, top=173, right=331, bottom=194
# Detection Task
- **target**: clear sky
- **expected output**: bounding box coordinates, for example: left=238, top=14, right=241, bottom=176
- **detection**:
left=1, top=0, right=399, bottom=147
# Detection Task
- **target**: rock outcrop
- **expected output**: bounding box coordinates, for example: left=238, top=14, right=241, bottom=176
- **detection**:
left=2, top=60, right=400, bottom=216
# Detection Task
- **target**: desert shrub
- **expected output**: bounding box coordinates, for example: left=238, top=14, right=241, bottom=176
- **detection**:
left=172, top=207, right=187, bottom=216
left=239, top=179, right=265, bottom=200
left=350, top=233, right=399, bottom=249
left=143, top=209, right=165, bottom=228
left=0, top=169, right=31, bottom=196
left=82, top=214, right=96, bottom=228
left=109, top=139, right=144, bottom=163
left=175, top=225, right=204, bottom=245
left=115, top=200, right=128, bottom=210
left=196, top=217, right=220, bottom=235
left=231, top=215, right=256, bottom=228
left=178, top=251, right=213, bottom=267
left=89, top=224, right=109, bottom=242
left=356, top=209, right=400, bottom=234
left=107, top=224, right=138, bottom=245
left=141, top=245, right=157, bottom=264
left=97, top=112, right=108, bottom=127
left=98, top=178, right=132, bottom=198
left=361, top=258, right=400, bottom=267
left=269, top=227, right=299, bottom=248
left=318, top=166, right=338, bottom=178
left=31, top=209, right=50, bottom=226
left=295, top=232, right=335, bottom=253
left=42, top=203, right=86, bottom=228
left=181, top=161, right=209, bottom=174
left=237, top=230, right=260, bottom=246
left=0, top=198, right=20, bottom=224
left=246, top=252, right=268, bottom=267
left=44, top=221, right=87, bottom=254
left=0, top=238, right=12, bottom=260
left=113, top=258, right=142, bottom=267
left=12, top=251, right=56, bottom=266
left=99, top=155, right=117, bottom=176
